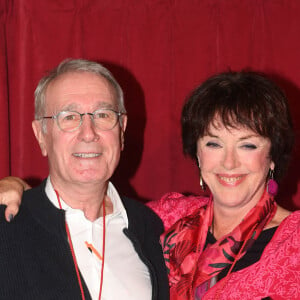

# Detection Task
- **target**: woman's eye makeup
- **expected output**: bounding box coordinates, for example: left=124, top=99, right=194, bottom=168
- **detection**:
left=206, top=141, right=221, bottom=148
left=204, top=141, right=258, bottom=149
left=241, top=143, right=257, bottom=149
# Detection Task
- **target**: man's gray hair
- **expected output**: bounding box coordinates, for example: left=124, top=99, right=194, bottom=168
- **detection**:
left=34, top=58, right=126, bottom=119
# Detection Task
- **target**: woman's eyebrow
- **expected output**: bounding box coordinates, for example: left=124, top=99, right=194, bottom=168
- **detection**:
left=239, top=134, right=259, bottom=140
left=206, top=134, right=218, bottom=138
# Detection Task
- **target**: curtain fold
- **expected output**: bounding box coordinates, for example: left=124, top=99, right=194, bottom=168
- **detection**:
left=0, top=0, right=299, bottom=209
left=0, top=0, right=10, bottom=176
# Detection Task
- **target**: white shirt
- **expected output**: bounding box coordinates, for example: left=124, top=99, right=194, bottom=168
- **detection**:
left=45, top=177, right=151, bottom=300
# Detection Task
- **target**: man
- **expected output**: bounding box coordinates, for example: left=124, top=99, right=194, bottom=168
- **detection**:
left=0, top=59, right=169, bottom=299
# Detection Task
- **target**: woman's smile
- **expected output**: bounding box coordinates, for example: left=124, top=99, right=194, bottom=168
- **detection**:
left=216, top=174, right=246, bottom=186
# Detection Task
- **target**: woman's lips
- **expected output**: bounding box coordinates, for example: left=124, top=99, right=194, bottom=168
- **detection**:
left=216, top=174, right=246, bottom=186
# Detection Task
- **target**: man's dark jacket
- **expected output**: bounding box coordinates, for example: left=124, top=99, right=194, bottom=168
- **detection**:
left=0, top=180, right=169, bottom=300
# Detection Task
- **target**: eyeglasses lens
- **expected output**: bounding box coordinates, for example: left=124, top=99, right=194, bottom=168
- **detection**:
left=57, top=110, right=119, bottom=132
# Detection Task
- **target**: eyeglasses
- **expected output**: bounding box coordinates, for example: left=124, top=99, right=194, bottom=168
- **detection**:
left=40, top=109, right=126, bottom=132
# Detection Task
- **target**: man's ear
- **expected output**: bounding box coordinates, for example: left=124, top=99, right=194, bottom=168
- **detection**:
left=32, top=120, right=48, bottom=157
left=120, top=115, right=127, bottom=151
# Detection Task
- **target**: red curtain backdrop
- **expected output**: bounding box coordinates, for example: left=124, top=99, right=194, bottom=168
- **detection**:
left=1, top=0, right=300, bottom=209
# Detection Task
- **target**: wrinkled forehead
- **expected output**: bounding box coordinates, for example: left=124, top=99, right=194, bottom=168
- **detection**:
left=44, top=71, right=118, bottom=111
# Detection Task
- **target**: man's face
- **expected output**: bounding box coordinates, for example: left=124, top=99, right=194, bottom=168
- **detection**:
left=32, top=71, right=127, bottom=187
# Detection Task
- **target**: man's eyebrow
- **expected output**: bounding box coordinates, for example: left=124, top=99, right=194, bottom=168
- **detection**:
left=96, top=102, right=116, bottom=109
left=60, top=103, right=77, bottom=111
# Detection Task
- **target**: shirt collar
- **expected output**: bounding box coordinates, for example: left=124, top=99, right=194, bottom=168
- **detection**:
left=45, top=176, right=128, bottom=227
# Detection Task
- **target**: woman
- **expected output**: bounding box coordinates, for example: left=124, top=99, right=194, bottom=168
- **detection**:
left=148, top=71, right=300, bottom=299
left=1, top=71, right=300, bottom=299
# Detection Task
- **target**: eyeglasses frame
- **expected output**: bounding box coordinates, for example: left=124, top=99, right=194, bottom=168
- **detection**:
left=39, top=108, right=126, bottom=132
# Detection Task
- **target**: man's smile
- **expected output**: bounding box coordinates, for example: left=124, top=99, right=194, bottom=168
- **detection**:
left=73, top=152, right=101, bottom=158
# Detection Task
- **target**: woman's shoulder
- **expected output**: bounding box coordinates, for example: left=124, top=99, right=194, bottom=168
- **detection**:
left=205, top=210, right=300, bottom=299
left=146, top=192, right=209, bottom=230
left=275, top=210, right=300, bottom=237
left=263, top=210, right=300, bottom=258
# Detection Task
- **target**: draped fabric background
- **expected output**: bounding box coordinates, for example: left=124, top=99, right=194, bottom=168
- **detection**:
left=1, top=0, right=300, bottom=209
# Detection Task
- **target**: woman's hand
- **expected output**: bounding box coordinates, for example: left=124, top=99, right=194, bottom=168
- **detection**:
left=0, top=177, right=31, bottom=222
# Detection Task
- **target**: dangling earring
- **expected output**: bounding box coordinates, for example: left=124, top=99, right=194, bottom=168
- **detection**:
left=197, top=157, right=206, bottom=191
left=267, top=169, right=278, bottom=196
left=199, top=174, right=206, bottom=191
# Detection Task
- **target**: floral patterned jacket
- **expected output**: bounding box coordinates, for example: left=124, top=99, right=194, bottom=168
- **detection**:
left=147, top=192, right=300, bottom=300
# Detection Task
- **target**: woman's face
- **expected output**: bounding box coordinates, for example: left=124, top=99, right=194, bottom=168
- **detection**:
left=196, top=119, right=274, bottom=211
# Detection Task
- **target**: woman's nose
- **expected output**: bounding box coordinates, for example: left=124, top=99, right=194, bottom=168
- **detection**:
left=222, top=148, right=240, bottom=170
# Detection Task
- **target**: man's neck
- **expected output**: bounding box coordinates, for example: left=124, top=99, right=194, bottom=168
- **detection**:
left=50, top=177, right=111, bottom=221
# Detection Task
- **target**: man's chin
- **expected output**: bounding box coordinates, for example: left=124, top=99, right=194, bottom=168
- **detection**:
left=72, top=172, right=110, bottom=185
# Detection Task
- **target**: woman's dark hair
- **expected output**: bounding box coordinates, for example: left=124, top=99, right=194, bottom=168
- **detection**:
left=181, top=71, right=294, bottom=181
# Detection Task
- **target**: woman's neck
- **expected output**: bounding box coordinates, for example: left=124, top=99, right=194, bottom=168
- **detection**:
left=212, top=204, right=252, bottom=240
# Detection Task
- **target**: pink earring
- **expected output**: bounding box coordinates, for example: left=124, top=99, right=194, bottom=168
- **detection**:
left=267, top=169, right=278, bottom=196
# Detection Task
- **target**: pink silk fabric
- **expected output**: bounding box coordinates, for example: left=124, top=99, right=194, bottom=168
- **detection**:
left=147, top=194, right=300, bottom=299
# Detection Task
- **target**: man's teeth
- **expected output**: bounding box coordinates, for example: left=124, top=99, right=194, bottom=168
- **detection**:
left=73, top=153, right=101, bottom=158
left=219, top=176, right=243, bottom=183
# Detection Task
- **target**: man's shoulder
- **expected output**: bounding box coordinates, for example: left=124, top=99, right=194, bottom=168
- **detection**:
left=121, top=196, right=164, bottom=233
left=0, top=181, right=49, bottom=229
left=20, top=180, right=64, bottom=234
left=20, top=180, right=52, bottom=214
left=121, top=196, right=161, bottom=219
left=121, top=195, right=148, bottom=209
left=22, top=180, right=47, bottom=202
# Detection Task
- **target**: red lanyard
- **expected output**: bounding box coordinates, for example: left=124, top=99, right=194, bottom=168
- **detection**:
left=55, top=190, right=106, bottom=300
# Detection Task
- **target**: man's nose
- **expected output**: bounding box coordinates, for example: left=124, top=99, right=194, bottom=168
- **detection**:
left=77, top=114, right=99, bottom=142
